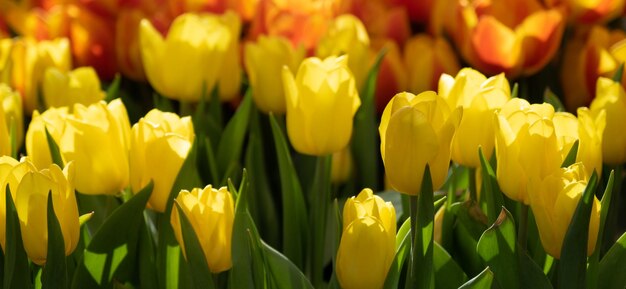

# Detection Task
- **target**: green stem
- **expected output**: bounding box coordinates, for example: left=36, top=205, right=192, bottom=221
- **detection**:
left=469, top=167, right=477, bottom=202
left=408, top=195, right=418, bottom=289
left=310, top=155, right=332, bottom=288
left=602, top=165, right=623, bottom=255
left=518, top=204, right=529, bottom=252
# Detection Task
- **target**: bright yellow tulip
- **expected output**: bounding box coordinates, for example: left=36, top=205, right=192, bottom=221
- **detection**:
left=130, top=109, right=194, bottom=212
left=215, top=11, right=242, bottom=101
left=0, top=84, right=24, bottom=151
left=282, top=55, right=361, bottom=156
left=0, top=155, right=19, bottom=252
left=331, top=147, right=353, bottom=184
left=336, top=189, right=396, bottom=289
left=24, top=106, right=68, bottom=170
left=528, top=162, right=600, bottom=259
left=42, top=66, right=104, bottom=108
left=438, top=68, right=511, bottom=167
left=171, top=185, right=234, bottom=273
left=379, top=91, right=462, bottom=195
left=244, top=35, right=305, bottom=114
left=552, top=110, right=605, bottom=177
left=404, top=34, right=460, bottom=95
left=589, top=77, right=626, bottom=164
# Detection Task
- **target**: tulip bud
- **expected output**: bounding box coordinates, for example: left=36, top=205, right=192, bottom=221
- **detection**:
left=282, top=56, right=361, bottom=156
left=0, top=84, right=22, bottom=156
left=589, top=77, right=626, bottom=164
left=244, top=35, right=305, bottom=114
left=139, top=13, right=232, bottom=101
left=171, top=185, right=234, bottom=273
left=576, top=108, right=605, bottom=177
left=379, top=91, right=462, bottom=195
left=331, top=147, right=353, bottom=184
left=528, top=162, right=600, bottom=259
left=130, top=109, right=194, bottom=212
left=42, top=67, right=104, bottom=109
left=438, top=68, right=511, bottom=167
left=336, top=189, right=396, bottom=289
left=215, top=11, right=242, bottom=101
left=317, top=14, right=371, bottom=89
left=404, top=34, right=460, bottom=95
left=0, top=155, right=19, bottom=252
left=24, top=106, right=68, bottom=170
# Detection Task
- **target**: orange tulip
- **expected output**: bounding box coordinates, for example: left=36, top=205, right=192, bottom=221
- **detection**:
left=339, top=0, right=410, bottom=45
left=403, top=34, right=460, bottom=95
left=545, top=0, right=624, bottom=24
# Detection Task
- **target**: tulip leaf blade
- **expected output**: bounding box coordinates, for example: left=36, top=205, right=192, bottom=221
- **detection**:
left=450, top=201, right=488, bottom=276
left=262, top=241, right=314, bottom=289
left=476, top=207, right=520, bottom=289
left=352, top=47, right=386, bottom=190
left=587, top=170, right=615, bottom=289
left=71, top=181, right=153, bottom=289
left=173, top=202, right=215, bottom=289
left=558, top=171, right=598, bottom=289
left=478, top=147, right=504, bottom=224
left=458, top=267, right=494, bottom=289
left=45, top=127, right=64, bottom=168
left=434, top=242, right=468, bottom=289
left=217, top=89, right=252, bottom=184
left=104, top=74, right=121, bottom=102
left=597, top=232, right=626, bottom=289
left=4, top=186, right=32, bottom=289
left=612, top=62, right=624, bottom=82
left=543, top=88, right=564, bottom=112
left=408, top=165, right=435, bottom=289
left=42, top=191, right=67, bottom=289
left=383, top=218, right=411, bottom=289
left=560, top=140, right=579, bottom=168
left=269, top=113, right=307, bottom=270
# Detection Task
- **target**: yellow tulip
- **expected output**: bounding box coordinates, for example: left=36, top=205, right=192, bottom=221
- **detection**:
left=528, top=162, right=600, bottom=259
left=42, top=66, right=105, bottom=108
left=11, top=159, right=79, bottom=265
left=139, top=13, right=232, bottom=102
left=404, top=34, right=460, bottom=95
left=0, top=39, right=12, bottom=82
left=316, top=14, right=370, bottom=89
left=282, top=55, right=361, bottom=156
left=438, top=68, right=511, bottom=167
left=0, top=84, right=24, bottom=151
left=0, top=155, right=19, bottom=252
left=589, top=77, right=626, bottom=164
left=26, top=100, right=131, bottom=195
left=552, top=110, right=605, bottom=177
left=130, top=109, right=194, bottom=212
left=171, top=185, right=234, bottom=273
left=336, top=189, right=396, bottom=289
left=244, top=35, right=305, bottom=114
left=215, top=11, right=242, bottom=101
left=379, top=91, right=462, bottom=195
left=331, top=147, right=353, bottom=184
left=495, top=98, right=561, bottom=204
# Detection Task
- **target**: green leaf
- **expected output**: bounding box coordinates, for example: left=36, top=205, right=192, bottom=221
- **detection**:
left=612, top=62, right=624, bottom=82
left=450, top=201, right=488, bottom=275
left=408, top=165, right=435, bottom=289
left=192, top=86, right=222, bottom=150
left=477, top=208, right=520, bottom=289
left=351, top=48, right=386, bottom=190
left=434, top=242, right=467, bottom=289
left=173, top=202, right=215, bottom=289
left=558, top=171, right=598, bottom=289
left=263, top=242, right=314, bottom=289
left=42, top=192, right=67, bottom=289
left=543, top=88, right=564, bottom=112
left=598, top=232, right=626, bottom=289
left=587, top=170, right=614, bottom=289
left=216, top=90, right=252, bottom=184
left=104, top=74, right=121, bottom=102
left=71, top=181, right=153, bottom=289
left=269, top=113, right=307, bottom=269
left=560, top=140, right=579, bottom=168
left=138, top=215, right=157, bottom=289
left=45, top=127, right=64, bottom=167
left=478, top=147, right=504, bottom=224
left=458, top=267, right=494, bottom=289
left=383, top=218, right=411, bottom=289
left=4, top=186, right=32, bottom=289
left=511, top=83, right=519, bottom=99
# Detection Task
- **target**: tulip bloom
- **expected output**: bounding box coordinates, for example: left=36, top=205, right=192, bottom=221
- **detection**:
left=445, top=0, right=565, bottom=77
left=0, top=156, right=20, bottom=251
left=589, top=77, right=626, bottom=164
left=380, top=91, right=462, bottom=195
left=171, top=185, right=234, bottom=273
left=139, top=12, right=234, bottom=101
left=0, top=84, right=23, bottom=156
left=495, top=99, right=563, bottom=204
left=42, top=66, right=104, bottom=108
left=331, top=147, right=353, bottom=184
left=438, top=68, right=510, bottom=167
left=545, top=0, right=624, bottom=24
left=336, top=189, right=396, bottom=289
left=338, top=0, right=411, bottom=45
left=26, top=100, right=131, bottom=195
left=552, top=110, right=605, bottom=177
left=404, top=34, right=460, bottom=95
left=244, top=35, right=305, bottom=114
left=282, top=56, right=361, bottom=156
left=316, top=14, right=370, bottom=89
left=529, top=162, right=600, bottom=259
left=130, top=109, right=195, bottom=212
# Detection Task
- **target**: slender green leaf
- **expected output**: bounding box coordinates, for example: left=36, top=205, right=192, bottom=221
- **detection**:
left=216, top=90, right=252, bottom=179
left=269, top=113, right=307, bottom=269
left=612, top=63, right=624, bottom=82
left=560, top=140, right=579, bottom=168
left=104, top=74, right=121, bottom=102
left=42, top=192, right=67, bottom=289
left=558, top=171, right=598, bottom=289
left=383, top=218, right=411, bottom=289
left=4, top=186, right=31, bottom=289
left=174, top=202, right=215, bottom=289
left=45, top=127, right=64, bottom=167
left=543, top=88, right=564, bottom=112
left=587, top=170, right=615, bottom=289
left=518, top=248, right=553, bottom=289
left=263, top=242, right=314, bottom=289
left=477, top=208, right=520, bottom=289
left=434, top=242, right=467, bottom=289
left=351, top=48, right=386, bottom=190
left=598, top=232, right=626, bottom=289
left=138, top=215, right=157, bottom=289
left=458, top=267, right=494, bottom=289
left=410, top=166, right=435, bottom=289
left=478, top=147, right=504, bottom=224
left=511, top=83, right=519, bottom=98
left=451, top=201, right=488, bottom=275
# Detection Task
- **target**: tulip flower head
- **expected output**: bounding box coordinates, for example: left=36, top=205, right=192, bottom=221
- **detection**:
left=42, top=66, right=104, bottom=109
left=589, top=77, right=626, bottom=164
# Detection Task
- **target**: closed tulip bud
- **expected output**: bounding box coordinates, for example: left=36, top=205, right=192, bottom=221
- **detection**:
left=282, top=56, right=361, bottom=156
left=244, top=35, right=305, bottom=114
left=130, top=109, right=194, bottom=212
left=404, top=34, right=460, bottom=95
left=24, top=107, right=68, bottom=170
left=589, top=77, right=626, bottom=164
left=528, top=162, right=600, bottom=259
left=215, top=11, right=242, bottom=101
left=42, top=67, right=104, bottom=108
left=171, top=185, right=234, bottom=273
left=438, top=68, right=511, bottom=167
left=379, top=91, right=462, bottom=195
left=0, top=155, right=19, bottom=251
left=317, top=14, right=371, bottom=89
left=13, top=159, right=79, bottom=265
left=577, top=108, right=605, bottom=177
left=331, top=147, right=353, bottom=184
left=0, top=84, right=22, bottom=156
left=337, top=189, right=396, bottom=289
left=139, top=13, right=232, bottom=102
left=495, top=99, right=562, bottom=204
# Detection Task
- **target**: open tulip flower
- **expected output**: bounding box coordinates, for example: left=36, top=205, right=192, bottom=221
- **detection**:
left=589, top=77, right=626, bottom=164
left=42, top=66, right=104, bottom=109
